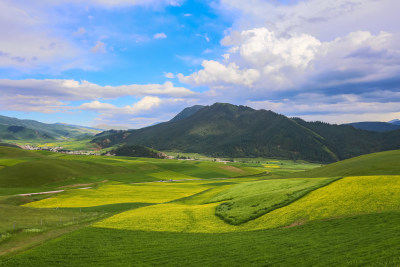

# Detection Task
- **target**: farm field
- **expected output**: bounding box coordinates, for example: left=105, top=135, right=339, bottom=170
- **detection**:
left=1, top=146, right=400, bottom=266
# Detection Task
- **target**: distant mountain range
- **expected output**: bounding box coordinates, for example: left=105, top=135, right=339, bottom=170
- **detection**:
left=0, top=115, right=100, bottom=141
left=92, top=103, right=400, bottom=163
left=389, top=119, right=400, bottom=125
left=346, top=122, right=400, bottom=132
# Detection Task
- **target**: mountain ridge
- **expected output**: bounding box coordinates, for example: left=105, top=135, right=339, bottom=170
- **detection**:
left=0, top=114, right=100, bottom=141
left=92, top=103, right=400, bottom=163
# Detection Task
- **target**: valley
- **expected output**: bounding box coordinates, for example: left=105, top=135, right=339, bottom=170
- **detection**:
left=0, top=143, right=399, bottom=266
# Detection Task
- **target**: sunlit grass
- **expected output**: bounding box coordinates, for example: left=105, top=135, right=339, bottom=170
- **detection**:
left=94, top=176, right=400, bottom=233
left=246, top=175, right=400, bottom=228
left=24, top=182, right=210, bottom=208
left=211, top=177, right=335, bottom=224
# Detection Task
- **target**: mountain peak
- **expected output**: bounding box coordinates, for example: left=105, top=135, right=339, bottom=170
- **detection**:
left=170, top=105, right=205, bottom=122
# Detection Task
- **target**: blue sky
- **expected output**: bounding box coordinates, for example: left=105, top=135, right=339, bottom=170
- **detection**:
left=1, top=0, right=399, bottom=129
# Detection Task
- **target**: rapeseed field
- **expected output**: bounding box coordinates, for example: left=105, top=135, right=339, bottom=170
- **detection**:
left=94, top=175, right=400, bottom=233
left=24, top=182, right=210, bottom=208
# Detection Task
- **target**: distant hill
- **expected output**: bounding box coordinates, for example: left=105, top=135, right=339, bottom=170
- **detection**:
left=0, top=115, right=100, bottom=141
left=347, top=122, right=400, bottom=132
left=92, top=103, right=400, bottom=163
left=389, top=119, right=400, bottom=125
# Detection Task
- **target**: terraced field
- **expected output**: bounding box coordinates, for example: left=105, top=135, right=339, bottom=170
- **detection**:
left=1, top=147, right=400, bottom=266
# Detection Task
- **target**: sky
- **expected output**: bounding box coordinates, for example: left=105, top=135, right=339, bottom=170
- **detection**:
left=1, top=0, right=400, bottom=129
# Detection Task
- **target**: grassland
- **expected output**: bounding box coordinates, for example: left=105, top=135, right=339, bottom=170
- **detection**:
left=1, top=147, right=400, bottom=266
left=0, top=146, right=263, bottom=195
left=211, top=177, right=339, bottom=224
left=2, top=212, right=400, bottom=266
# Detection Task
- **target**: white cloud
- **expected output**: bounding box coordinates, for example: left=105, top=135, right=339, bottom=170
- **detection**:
left=39, top=0, right=183, bottom=8
left=164, top=72, right=175, bottom=79
left=0, top=1, right=96, bottom=71
left=179, top=27, right=400, bottom=98
left=246, top=92, right=400, bottom=124
left=78, top=96, right=162, bottom=114
left=91, top=41, right=107, bottom=53
left=218, top=0, right=400, bottom=41
left=78, top=96, right=191, bottom=129
left=154, top=32, right=167, bottom=39
left=79, top=100, right=116, bottom=110
left=0, top=79, right=195, bottom=113
left=178, top=60, right=260, bottom=87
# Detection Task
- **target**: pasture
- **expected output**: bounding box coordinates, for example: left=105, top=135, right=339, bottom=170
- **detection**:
left=1, top=147, right=400, bottom=266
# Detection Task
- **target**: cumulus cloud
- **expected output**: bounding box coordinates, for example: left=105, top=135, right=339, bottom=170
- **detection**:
left=153, top=32, right=167, bottom=39
left=78, top=96, right=192, bottom=129
left=218, top=0, right=400, bottom=40
left=176, top=0, right=400, bottom=123
left=78, top=96, right=162, bottom=114
left=178, top=60, right=260, bottom=87
left=246, top=92, right=400, bottom=123
left=0, top=79, right=195, bottom=114
left=179, top=28, right=400, bottom=96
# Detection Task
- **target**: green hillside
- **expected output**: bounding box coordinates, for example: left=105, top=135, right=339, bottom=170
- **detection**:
left=0, top=148, right=399, bottom=265
left=0, top=114, right=100, bottom=141
left=92, top=103, right=400, bottom=163
left=292, top=149, right=400, bottom=178
left=0, top=146, right=260, bottom=191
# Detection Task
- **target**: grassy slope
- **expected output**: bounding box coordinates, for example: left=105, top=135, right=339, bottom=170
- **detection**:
left=0, top=147, right=260, bottom=193
left=212, top=177, right=338, bottom=225
left=2, top=149, right=400, bottom=265
left=2, top=211, right=400, bottom=266
left=291, top=149, right=400, bottom=178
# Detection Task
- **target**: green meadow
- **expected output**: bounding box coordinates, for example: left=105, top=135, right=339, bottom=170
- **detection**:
left=1, top=146, right=400, bottom=266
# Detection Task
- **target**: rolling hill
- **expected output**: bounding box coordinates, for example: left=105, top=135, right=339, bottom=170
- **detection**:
left=92, top=103, right=400, bottom=163
left=3, top=149, right=399, bottom=266
left=0, top=115, right=100, bottom=141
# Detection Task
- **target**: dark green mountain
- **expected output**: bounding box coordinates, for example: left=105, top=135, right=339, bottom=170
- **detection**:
left=170, top=105, right=205, bottom=122
left=0, top=115, right=100, bottom=141
left=92, top=103, right=400, bottom=163
left=347, top=122, right=400, bottom=132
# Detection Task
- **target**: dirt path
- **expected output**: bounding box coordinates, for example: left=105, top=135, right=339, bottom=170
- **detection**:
left=18, top=190, right=64, bottom=197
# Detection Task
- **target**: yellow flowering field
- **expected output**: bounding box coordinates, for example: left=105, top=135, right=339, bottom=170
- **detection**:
left=94, top=175, right=400, bottom=233
left=263, top=164, right=281, bottom=169
left=246, top=175, right=400, bottom=228
left=24, top=182, right=210, bottom=208
left=93, top=202, right=239, bottom=233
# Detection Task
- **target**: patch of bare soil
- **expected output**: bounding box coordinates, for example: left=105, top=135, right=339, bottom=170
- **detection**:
left=282, top=220, right=307, bottom=229
left=58, top=179, right=108, bottom=189
left=219, top=165, right=245, bottom=173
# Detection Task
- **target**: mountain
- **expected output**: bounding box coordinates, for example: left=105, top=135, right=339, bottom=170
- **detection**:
left=389, top=119, right=400, bottom=125
left=169, top=105, right=205, bottom=122
left=0, top=115, right=100, bottom=141
left=347, top=122, right=400, bottom=132
left=92, top=103, right=400, bottom=163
